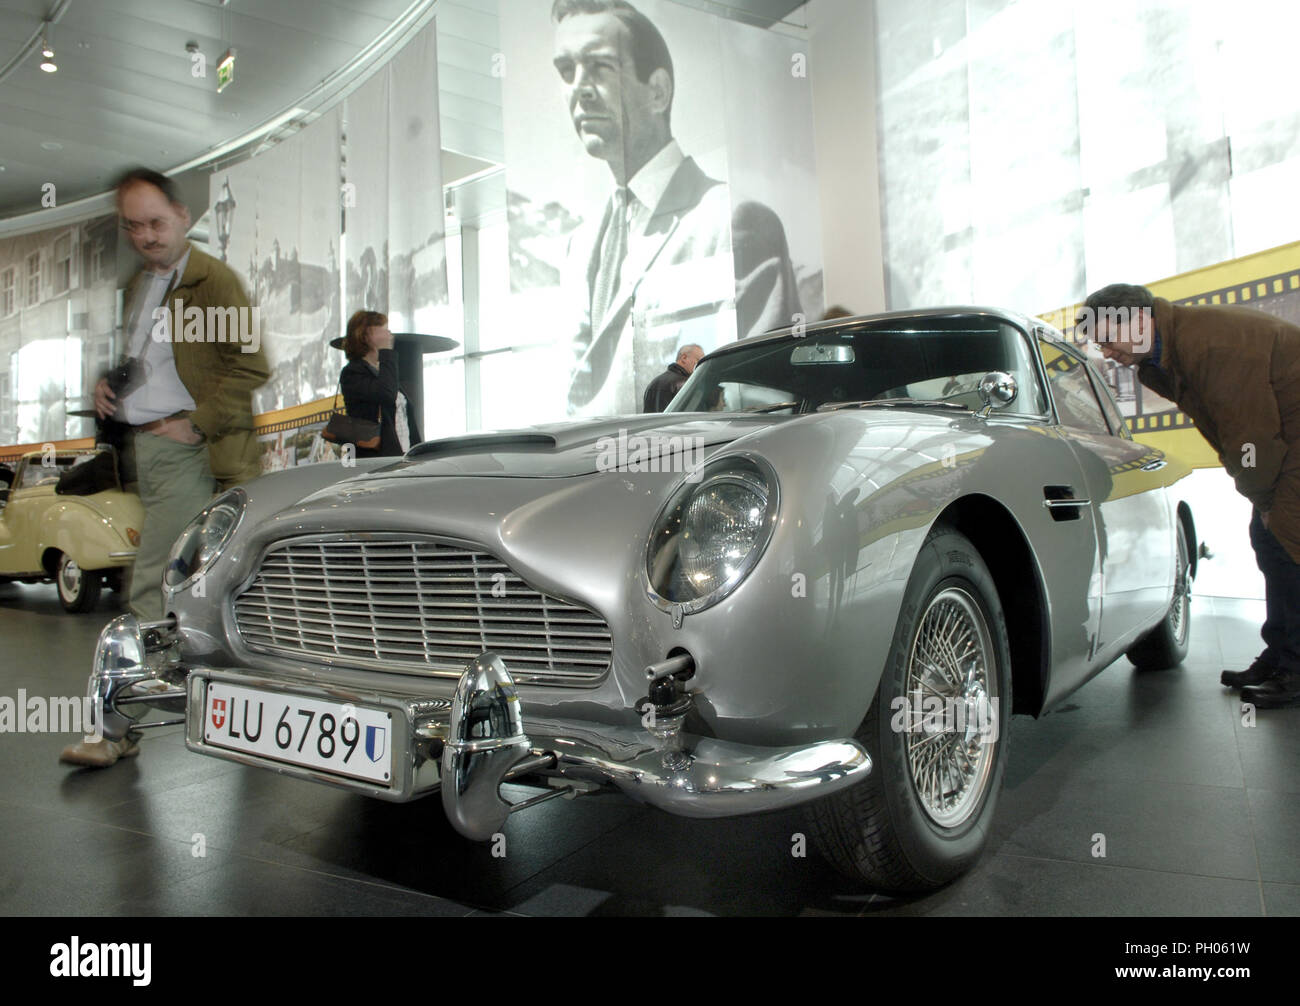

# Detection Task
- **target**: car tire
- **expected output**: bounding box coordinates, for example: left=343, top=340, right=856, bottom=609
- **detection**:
left=56, top=552, right=101, bottom=613
left=807, top=524, right=1012, bottom=891
left=1126, top=520, right=1191, bottom=671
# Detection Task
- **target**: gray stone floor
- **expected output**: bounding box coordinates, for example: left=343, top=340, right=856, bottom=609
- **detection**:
left=0, top=581, right=1295, bottom=916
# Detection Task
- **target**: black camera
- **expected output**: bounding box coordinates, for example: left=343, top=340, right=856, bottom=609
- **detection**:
left=105, top=358, right=146, bottom=398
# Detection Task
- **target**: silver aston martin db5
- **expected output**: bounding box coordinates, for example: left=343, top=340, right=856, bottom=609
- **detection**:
left=88, top=308, right=1198, bottom=891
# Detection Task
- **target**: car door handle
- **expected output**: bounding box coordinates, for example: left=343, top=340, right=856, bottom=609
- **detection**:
left=1043, top=485, right=1091, bottom=522
left=1043, top=498, right=1092, bottom=509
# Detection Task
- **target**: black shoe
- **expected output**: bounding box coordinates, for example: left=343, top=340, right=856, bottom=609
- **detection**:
left=1221, top=658, right=1279, bottom=689
left=1241, top=671, right=1300, bottom=709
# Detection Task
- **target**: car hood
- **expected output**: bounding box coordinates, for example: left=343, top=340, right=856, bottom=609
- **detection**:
left=352, top=414, right=784, bottom=479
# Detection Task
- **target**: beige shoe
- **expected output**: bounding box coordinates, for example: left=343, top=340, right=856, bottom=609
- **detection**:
left=59, top=733, right=141, bottom=768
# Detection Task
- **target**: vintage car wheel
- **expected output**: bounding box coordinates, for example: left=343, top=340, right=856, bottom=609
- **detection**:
left=55, top=552, right=102, bottom=613
left=807, top=524, right=1012, bottom=891
left=1126, top=521, right=1192, bottom=670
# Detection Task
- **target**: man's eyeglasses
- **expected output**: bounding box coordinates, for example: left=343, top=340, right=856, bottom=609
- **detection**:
left=120, top=218, right=170, bottom=236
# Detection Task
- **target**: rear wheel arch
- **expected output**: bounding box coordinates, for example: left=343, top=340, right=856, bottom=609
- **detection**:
left=934, top=495, right=1049, bottom=717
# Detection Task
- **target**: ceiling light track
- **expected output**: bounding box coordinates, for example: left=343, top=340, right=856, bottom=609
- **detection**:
left=0, top=0, right=71, bottom=85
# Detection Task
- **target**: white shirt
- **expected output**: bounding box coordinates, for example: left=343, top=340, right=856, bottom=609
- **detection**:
left=621, top=140, right=685, bottom=262
left=117, top=247, right=197, bottom=425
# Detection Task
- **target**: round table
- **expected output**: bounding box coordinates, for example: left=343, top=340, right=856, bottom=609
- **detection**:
left=328, top=332, right=459, bottom=424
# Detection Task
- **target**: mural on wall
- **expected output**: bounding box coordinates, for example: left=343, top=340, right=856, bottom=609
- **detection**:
left=874, top=0, right=1300, bottom=314
left=212, top=106, right=343, bottom=416
left=208, top=18, right=446, bottom=447
left=0, top=214, right=119, bottom=447
left=500, top=0, right=821, bottom=420
left=344, top=19, right=449, bottom=343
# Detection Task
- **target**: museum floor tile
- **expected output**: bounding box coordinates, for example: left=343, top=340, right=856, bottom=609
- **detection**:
left=1, top=583, right=1295, bottom=917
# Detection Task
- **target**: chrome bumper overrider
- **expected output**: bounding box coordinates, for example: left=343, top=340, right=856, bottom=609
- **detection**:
left=90, top=616, right=872, bottom=841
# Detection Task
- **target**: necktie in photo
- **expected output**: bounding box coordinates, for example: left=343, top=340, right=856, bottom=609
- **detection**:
left=570, top=187, right=630, bottom=409
left=590, top=186, right=629, bottom=335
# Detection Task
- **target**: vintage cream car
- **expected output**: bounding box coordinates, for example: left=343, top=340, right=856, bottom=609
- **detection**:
left=0, top=448, right=142, bottom=612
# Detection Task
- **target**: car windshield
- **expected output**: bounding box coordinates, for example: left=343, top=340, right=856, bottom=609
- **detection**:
left=667, top=316, right=1047, bottom=416
left=18, top=452, right=98, bottom=488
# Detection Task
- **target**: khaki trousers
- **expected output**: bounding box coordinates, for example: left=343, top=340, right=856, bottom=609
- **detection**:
left=126, top=432, right=216, bottom=622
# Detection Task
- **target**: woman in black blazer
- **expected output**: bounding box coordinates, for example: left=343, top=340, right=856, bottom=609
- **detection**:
left=339, top=310, right=423, bottom=458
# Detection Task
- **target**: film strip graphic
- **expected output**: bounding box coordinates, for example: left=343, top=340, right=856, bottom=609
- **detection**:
left=256, top=408, right=334, bottom=436
left=1172, top=267, right=1300, bottom=310
left=1128, top=409, right=1195, bottom=433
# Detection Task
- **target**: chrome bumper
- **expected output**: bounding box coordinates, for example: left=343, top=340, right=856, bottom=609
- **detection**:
left=90, top=616, right=871, bottom=840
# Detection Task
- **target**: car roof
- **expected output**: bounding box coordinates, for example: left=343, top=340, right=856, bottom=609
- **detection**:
left=703, top=306, right=1064, bottom=362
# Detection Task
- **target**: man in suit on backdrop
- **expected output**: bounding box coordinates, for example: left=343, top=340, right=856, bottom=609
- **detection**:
left=551, top=0, right=800, bottom=415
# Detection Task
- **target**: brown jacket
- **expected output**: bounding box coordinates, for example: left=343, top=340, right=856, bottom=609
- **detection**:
left=126, top=245, right=269, bottom=487
left=1141, top=297, right=1300, bottom=562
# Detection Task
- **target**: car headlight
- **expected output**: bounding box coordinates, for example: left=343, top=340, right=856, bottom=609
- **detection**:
left=645, top=456, right=779, bottom=613
left=164, top=488, right=247, bottom=590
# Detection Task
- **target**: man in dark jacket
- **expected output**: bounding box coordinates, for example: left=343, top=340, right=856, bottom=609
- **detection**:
left=1079, top=283, right=1300, bottom=707
left=642, top=344, right=703, bottom=413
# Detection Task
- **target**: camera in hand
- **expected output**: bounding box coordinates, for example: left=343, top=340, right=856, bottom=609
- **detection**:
left=105, top=358, right=146, bottom=398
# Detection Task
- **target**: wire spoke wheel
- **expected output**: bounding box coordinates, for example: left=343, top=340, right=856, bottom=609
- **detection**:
left=904, top=585, right=998, bottom=829
left=1169, top=532, right=1190, bottom=647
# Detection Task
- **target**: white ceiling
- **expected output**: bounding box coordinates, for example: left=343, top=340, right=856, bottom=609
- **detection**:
left=0, top=0, right=807, bottom=221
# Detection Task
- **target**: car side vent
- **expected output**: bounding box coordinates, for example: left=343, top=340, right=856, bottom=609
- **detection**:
left=1042, top=485, right=1090, bottom=522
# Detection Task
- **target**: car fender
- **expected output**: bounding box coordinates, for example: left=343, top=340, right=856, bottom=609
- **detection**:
left=37, top=491, right=143, bottom=572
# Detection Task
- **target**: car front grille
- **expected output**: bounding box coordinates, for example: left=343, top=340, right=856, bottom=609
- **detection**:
left=232, top=535, right=612, bottom=685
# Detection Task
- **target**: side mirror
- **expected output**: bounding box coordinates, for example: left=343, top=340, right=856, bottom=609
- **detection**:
left=977, top=371, right=1018, bottom=418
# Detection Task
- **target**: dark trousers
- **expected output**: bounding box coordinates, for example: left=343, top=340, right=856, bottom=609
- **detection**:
left=1249, top=508, right=1300, bottom=674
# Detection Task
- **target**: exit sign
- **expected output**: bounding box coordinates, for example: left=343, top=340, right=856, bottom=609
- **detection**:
left=217, top=49, right=235, bottom=92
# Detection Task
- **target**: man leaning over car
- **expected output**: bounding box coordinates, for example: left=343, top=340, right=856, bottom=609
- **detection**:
left=59, top=167, right=270, bottom=768
left=1079, top=283, right=1300, bottom=708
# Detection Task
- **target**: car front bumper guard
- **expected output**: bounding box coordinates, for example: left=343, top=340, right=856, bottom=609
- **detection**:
left=87, top=616, right=872, bottom=840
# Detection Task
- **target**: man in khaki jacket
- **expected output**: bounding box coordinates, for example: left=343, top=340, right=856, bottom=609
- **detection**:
left=1079, top=283, right=1300, bottom=708
left=61, top=168, right=269, bottom=767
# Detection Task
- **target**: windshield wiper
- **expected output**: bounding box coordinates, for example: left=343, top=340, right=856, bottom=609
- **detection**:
left=817, top=398, right=970, bottom=413
left=739, top=401, right=802, bottom=414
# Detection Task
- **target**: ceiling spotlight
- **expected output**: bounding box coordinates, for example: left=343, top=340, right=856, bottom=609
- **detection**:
left=39, top=26, right=57, bottom=72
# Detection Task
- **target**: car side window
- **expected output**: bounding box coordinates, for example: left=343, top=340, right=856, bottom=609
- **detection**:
left=1037, top=338, right=1109, bottom=434
left=1087, top=364, right=1131, bottom=439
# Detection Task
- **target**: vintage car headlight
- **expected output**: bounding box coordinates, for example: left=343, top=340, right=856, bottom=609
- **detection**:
left=164, top=488, right=247, bottom=590
left=645, top=456, right=779, bottom=612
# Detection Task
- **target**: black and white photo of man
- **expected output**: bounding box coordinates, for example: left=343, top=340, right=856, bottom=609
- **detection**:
left=550, top=0, right=801, bottom=414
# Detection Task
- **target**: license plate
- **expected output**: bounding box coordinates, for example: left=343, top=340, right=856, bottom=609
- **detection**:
left=203, top=682, right=394, bottom=786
